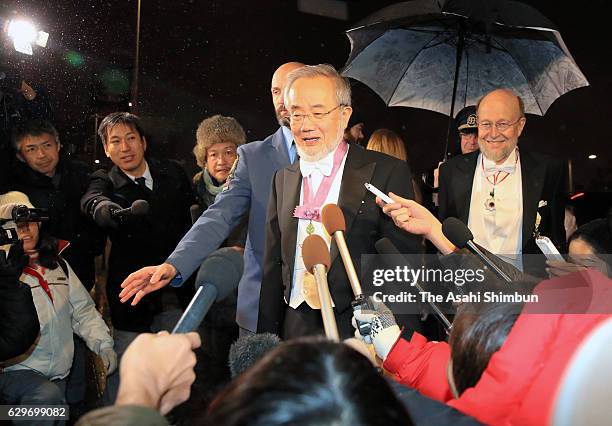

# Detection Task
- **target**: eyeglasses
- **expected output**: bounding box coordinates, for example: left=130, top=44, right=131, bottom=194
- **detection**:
left=477, top=117, right=524, bottom=132
left=290, top=105, right=345, bottom=124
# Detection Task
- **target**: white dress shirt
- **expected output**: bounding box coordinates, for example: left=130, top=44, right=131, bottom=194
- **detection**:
left=124, top=161, right=153, bottom=190
left=289, top=144, right=349, bottom=309
left=468, top=148, right=523, bottom=270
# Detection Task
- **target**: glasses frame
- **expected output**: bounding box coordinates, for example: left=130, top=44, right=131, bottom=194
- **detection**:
left=289, top=104, right=346, bottom=124
left=477, top=116, right=524, bottom=132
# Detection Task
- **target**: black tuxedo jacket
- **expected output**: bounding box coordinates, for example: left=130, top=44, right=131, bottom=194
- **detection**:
left=257, top=145, right=423, bottom=336
left=438, top=150, right=567, bottom=256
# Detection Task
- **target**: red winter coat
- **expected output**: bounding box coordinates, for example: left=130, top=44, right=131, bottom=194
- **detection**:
left=383, top=269, right=612, bottom=426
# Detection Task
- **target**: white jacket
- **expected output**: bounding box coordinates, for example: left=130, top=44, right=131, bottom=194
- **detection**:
left=4, top=253, right=113, bottom=380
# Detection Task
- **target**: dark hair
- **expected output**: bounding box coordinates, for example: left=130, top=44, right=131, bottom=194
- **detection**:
left=449, top=302, right=521, bottom=395
left=36, top=230, right=60, bottom=270
left=203, top=337, right=413, bottom=426
left=568, top=215, right=612, bottom=272
left=97, top=112, right=145, bottom=146
left=11, top=119, right=60, bottom=151
left=569, top=217, right=612, bottom=256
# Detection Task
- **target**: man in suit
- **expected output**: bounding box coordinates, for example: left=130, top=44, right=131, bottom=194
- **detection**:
left=81, top=112, right=196, bottom=341
left=257, top=64, right=422, bottom=339
left=118, top=62, right=305, bottom=335
left=438, top=88, right=566, bottom=273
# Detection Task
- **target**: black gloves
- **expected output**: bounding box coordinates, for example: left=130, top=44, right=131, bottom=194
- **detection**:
left=0, top=240, right=29, bottom=282
left=93, top=200, right=121, bottom=229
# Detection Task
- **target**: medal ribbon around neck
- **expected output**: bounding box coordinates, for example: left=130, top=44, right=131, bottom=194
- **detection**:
left=293, top=141, right=348, bottom=223
left=482, top=150, right=519, bottom=211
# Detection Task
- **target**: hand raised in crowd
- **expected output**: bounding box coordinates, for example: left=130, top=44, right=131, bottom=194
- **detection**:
left=115, top=331, right=201, bottom=415
left=119, top=263, right=178, bottom=305
left=0, top=240, right=29, bottom=281
left=376, top=192, right=455, bottom=254
left=351, top=297, right=401, bottom=360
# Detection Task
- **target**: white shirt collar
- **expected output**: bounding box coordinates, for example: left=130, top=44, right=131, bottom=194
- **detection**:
left=299, top=141, right=343, bottom=178
left=124, top=161, right=153, bottom=189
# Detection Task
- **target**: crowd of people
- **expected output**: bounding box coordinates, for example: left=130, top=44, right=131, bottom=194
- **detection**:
left=0, top=60, right=610, bottom=426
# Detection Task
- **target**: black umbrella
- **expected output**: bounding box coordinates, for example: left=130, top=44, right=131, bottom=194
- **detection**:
left=342, top=0, right=589, bottom=158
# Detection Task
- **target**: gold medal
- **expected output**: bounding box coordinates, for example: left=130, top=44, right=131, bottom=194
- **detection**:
left=302, top=272, right=321, bottom=309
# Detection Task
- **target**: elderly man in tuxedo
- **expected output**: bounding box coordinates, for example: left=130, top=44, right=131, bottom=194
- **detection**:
left=257, top=64, right=423, bottom=339
left=438, top=89, right=566, bottom=273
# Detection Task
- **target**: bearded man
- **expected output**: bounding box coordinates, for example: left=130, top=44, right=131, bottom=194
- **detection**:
left=438, top=88, right=566, bottom=273
left=257, top=64, right=423, bottom=339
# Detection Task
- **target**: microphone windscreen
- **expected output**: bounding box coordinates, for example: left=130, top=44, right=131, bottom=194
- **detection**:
left=228, top=333, right=281, bottom=378
left=442, top=217, right=473, bottom=249
left=321, top=203, right=345, bottom=234
left=375, top=237, right=401, bottom=256
left=130, top=199, right=150, bottom=216
left=196, top=247, right=244, bottom=301
left=302, top=234, right=331, bottom=272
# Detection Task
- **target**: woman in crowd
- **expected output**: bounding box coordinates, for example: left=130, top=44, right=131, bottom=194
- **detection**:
left=0, top=191, right=115, bottom=414
left=366, top=128, right=423, bottom=204
left=361, top=191, right=612, bottom=425
left=547, top=213, right=612, bottom=277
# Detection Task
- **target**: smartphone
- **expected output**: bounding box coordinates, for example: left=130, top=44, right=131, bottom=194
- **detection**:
left=535, top=236, right=565, bottom=262
left=364, top=183, right=394, bottom=204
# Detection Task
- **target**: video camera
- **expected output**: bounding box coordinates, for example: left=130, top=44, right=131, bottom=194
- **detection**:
left=0, top=205, right=49, bottom=246
left=9, top=205, right=50, bottom=223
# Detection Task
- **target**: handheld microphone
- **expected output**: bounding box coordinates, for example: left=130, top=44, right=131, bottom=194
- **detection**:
left=321, top=203, right=372, bottom=336
left=302, top=234, right=339, bottom=341
left=442, top=217, right=512, bottom=283
left=375, top=237, right=452, bottom=333
left=228, top=333, right=281, bottom=378
left=110, top=199, right=150, bottom=219
left=172, top=247, right=243, bottom=333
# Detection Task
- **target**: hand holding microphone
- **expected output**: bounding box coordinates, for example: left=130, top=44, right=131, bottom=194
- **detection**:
left=321, top=204, right=373, bottom=337
left=93, top=199, right=150, bottom=229
left=352, top=297, right=401, bottom=360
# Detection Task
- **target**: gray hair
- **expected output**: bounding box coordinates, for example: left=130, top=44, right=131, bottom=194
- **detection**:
left=283, top=64, right=352, bottom=108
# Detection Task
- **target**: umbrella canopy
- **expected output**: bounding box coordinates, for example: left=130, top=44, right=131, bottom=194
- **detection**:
left=342, top=0, right=589, bottom=118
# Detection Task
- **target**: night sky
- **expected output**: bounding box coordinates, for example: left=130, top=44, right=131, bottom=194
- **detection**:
left=1, top=0, right=610, bottom=193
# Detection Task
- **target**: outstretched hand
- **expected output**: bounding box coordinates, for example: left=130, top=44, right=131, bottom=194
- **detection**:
left=119, top=263, right=178, bottom=305
left=376, top=192, right=455, bottom=254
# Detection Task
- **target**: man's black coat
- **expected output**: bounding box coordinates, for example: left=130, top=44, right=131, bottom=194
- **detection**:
left=257, top=145, right=423, bottom=338
left=81, top=158, right=196, bottom=331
